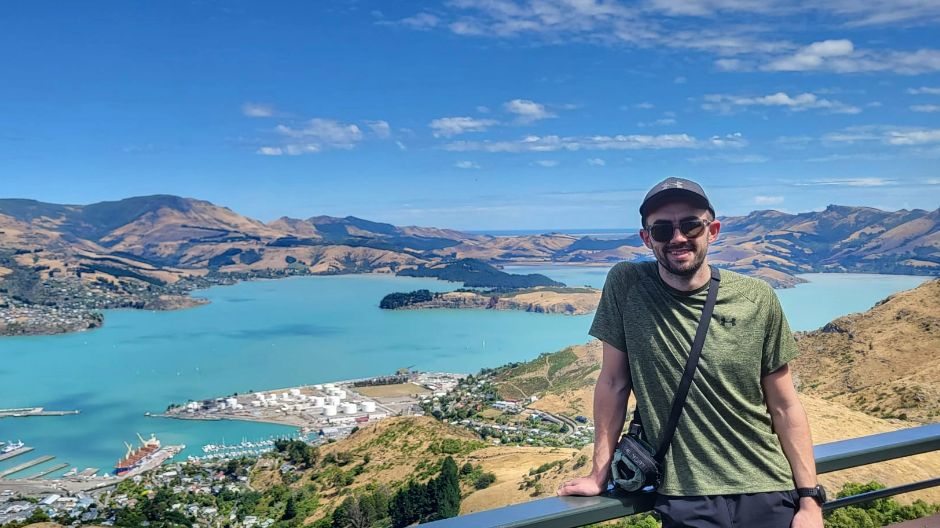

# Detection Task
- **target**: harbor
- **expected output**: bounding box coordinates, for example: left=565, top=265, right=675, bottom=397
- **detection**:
left=25, top=463, right=69, bottom=479
left=0, top=444, right=33, bottom=463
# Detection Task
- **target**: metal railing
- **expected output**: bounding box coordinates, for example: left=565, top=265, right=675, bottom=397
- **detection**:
left=424, top=422, right=940, bottom=528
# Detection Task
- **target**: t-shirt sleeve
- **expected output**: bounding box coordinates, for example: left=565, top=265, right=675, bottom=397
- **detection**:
left=588, top=264, right=629, bottom=354
left=762, top=288, right=800, bottom=376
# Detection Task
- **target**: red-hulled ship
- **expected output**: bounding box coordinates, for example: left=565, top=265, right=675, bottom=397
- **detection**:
left=114, top=433, right=162, bottom=475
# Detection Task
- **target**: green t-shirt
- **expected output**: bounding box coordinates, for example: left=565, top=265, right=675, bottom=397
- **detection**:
left=589, top=261, right=800, bottom=496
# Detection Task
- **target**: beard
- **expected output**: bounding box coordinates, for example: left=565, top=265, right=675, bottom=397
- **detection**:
left=653, top=241, right=708, bottom=277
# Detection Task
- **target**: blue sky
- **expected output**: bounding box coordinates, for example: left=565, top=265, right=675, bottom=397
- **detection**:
left=1, top=1, right=939, bottom=230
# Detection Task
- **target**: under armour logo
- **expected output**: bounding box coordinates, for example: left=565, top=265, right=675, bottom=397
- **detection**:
left=662, top=180, right=684, bottom=190
left=719, top=316, right=736, bottom=327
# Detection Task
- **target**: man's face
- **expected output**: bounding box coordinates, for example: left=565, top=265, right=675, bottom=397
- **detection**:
left=639, top=200, right=720, bottom=278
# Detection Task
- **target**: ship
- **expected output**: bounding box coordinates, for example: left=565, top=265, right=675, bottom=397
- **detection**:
left=1, top=440, right=25, bottom=454
left=114, top=433, right=162, bottom=475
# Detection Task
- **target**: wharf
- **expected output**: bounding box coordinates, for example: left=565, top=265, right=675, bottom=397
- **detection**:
left=0, top=407, right=81, bottom=418
left=26, top=463, right=69, bottom=479
left=0, top=447, right=34, bottom=463
left=0, top=455, right=55, bottom=478
left=78, top=468, right=100, bottom=477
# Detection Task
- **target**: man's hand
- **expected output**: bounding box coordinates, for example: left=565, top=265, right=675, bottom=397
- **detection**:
left=791, top=500, right=823, bottom=528
left=557, top=474, right=607, bottom=497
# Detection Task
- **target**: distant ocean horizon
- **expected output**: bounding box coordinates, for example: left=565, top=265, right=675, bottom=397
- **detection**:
left=0, top=268, right=932, bottom=478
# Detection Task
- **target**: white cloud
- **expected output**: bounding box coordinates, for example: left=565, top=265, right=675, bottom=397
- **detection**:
left=702, top=92, right=861, bottom=114
left=443, top=132, right=746, bottom=152
left=587, top=158, right=606, bottom=166
left=911, top=105, right=940, bottom=112
left=396, top=141, right=407, bottom=150
left=908, top=87, right=940, bottom=95
left=365, top=120, right=391, bottom=138
left=754, top=196, right=784, bottom=205
left=476, top=106, right=491, bottom=113
left=398, top=13, right=440, bottom=30
left=503, top=99, right=557, bottom=123
left=674, top=76, right=687, bottom=84
left=762, top=40, right=940, bottom=75
left=534, top=160, right=559, bottom=167
left=242, top=103, right=275, bottom=117
left=275, top=119, right=363, bottom=150
left=797, top=178, right=896, bottom=187
left=257, top=147, right=283, bottom=156
left=867, top=101, right=883, bottom=107
left=714, top=58, right=743, bottom=71
left=688, top=154, right=769, bottom=163
left=664, top=111, right=677, bottom=117
left=805, top=153, right=894, bottom=162
left=886, top=129, right=940, bottom=145
left=927, top=178, right=940, bottom=184
left=429, top=117, right=499, bottom=137
left=454, top=161, right=481, bottom=169
left=371, top=10, right=384, bottom=19
left=638, top=118, right=677, bottom=127
left=633, top=102, right=654, bottom=109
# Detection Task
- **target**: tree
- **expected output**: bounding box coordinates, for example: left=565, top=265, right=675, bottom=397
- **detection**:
left=282, top=494, right=298, bottom=521
left=25, top=508, right=50, bottom=525
left=434, top=457, right=462, bottom=520
left=460, top=462, right=474, bottom=475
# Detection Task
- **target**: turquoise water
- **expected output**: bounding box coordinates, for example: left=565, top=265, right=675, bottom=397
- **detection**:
left=0, top=269, right=933, bottom=477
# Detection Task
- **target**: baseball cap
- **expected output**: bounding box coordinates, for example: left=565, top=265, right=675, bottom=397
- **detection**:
left=639, top=177, right=715, bottom=222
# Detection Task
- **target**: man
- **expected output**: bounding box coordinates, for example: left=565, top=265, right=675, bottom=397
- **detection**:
left=558, top=177, right=823, bottom=528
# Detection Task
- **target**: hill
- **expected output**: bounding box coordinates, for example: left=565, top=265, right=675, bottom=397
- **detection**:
left=792, top=278, right=940, bottom=423
left=247, top=416, right=582, bottom=523
left=2, top=195, right=938, bottom=336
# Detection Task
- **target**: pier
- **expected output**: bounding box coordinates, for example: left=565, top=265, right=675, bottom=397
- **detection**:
left=26, top=463, right=69, bottom=479
left=0, top=446, right=34, bottom=463
left=77, top=468, right=100, bottom=477
left=0, top=455, right=55, bottom=478
left=0, top=407, right=81, bottom=418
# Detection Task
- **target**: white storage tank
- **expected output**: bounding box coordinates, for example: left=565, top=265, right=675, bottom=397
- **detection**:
left=327, top=396, right=341, bottom=406
left=289, top=388, right=301, bottom=396
left=252, top=401, right=262, bottom=408
left=342, top=403, right=358, bottom=414
left=322, top=405, right=337, bottom=416
left=324, top=383, right=336, bottom=390
left=336, top=390, right=347, bottom=400
left=360, top=401, right=376, bottom=413
left=313, top=384, right=323, bottom=391
left=311, top=396, right=325, bottom=407
left=255, top=392, right=266, bottom=400
left=225, top=398, right=238, bottom=408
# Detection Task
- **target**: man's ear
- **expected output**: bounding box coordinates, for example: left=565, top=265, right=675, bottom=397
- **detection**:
left=639, top=229, right=653, bottom=249
left=708, top=220, right=721, bottom=244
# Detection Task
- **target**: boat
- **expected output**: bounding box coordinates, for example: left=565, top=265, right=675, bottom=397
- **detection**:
left=1, top=440, right=25, bottom=454
left=114, top=433, right=162, bottom=475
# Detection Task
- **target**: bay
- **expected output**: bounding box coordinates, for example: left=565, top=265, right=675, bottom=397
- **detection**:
left=0, top=269, right=933, bottom=477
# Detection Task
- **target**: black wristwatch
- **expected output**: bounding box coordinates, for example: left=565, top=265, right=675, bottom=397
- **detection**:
left=796, top=485, right=827, bottom=506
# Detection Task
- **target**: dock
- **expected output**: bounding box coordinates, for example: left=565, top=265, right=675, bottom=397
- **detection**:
left=78, top=468, right=100, bottom=477
left=0, top=455, right=55, bottom=478
left=0, top=407, right=81, bottom=418
left=26, top=463, right=69, bottom=479
left=0, top=447, right=34, bottom=463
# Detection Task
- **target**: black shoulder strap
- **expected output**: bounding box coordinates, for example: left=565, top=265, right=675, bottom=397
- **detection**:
left=651, top=265, right=721, bottom=465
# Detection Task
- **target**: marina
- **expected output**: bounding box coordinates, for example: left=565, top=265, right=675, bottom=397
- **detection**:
left=25, top=463, right=69, bottom=479
left=0, top=455, right=56, bottom=479
left=77, top=468, right=100, bottom=477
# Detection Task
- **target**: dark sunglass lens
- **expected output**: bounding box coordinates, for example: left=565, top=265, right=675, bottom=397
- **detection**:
left=681, top=220, right=706, bottom=238
left=649, top=225, right=674, bottom=242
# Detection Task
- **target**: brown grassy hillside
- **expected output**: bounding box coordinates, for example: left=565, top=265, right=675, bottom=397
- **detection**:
left=793, top=278, right=940, bottom=423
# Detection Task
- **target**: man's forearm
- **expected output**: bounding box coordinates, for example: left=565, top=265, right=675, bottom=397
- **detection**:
left=589, top=376, right=631, bottom=484
left=771, top=401, right=817, bottom=488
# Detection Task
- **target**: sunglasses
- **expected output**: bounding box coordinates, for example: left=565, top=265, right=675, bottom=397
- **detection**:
left=645, top=219, right=711, bottom=243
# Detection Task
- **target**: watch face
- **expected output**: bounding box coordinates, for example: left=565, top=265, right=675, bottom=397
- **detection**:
left=818, top=485, right=827, bottom=503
